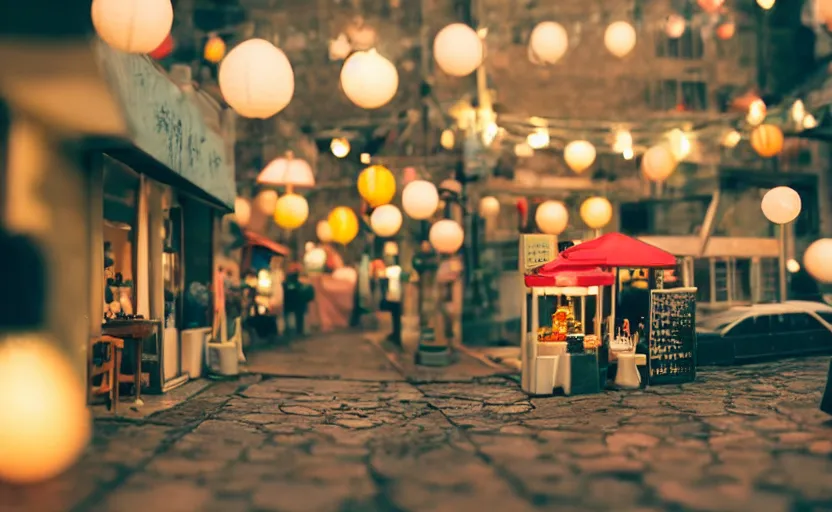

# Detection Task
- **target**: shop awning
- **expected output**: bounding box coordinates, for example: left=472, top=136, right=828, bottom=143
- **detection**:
left=244, top=231, right=290, bottom=257
left=525, top=258, right=614, bottom=288
left=559, top=232, right=677, bottom=268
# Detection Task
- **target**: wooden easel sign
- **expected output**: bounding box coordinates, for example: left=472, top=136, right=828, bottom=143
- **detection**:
left=520, top=234, right=557, bottom=273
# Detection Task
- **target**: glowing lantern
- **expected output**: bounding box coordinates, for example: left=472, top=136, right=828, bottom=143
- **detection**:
left=786, top=258, right=801, bottom=273
left=204, top=35, right=226, bottom=63
left=716, top=21, right=735, bottom=40
left=721, top=130, right=742, bottom=148
left=233, top=197, right=251, bottom=227
left=479, top=196, right=500, bottom=218
left=0, top=335, right=92, bottom=483
left=750, top=124, right=784, bottom=158
left=370, top=204, right=403, bottom=237
left=757, top=0, right=775, bottom=9
left=804, top=238, right=832, bottom=283
left=641, top=145, right=677, bottom=182
left=429, top=219, right=465, bottom=254
left=529, top=22, right=568, bottom=64
left=697, top=0, right=725, bottom=13
left=440, top=129, right=455, bottom=149
left=340, top=49, right=399, bottom=109
left=148, top=34, right=174, bottom=60
left=433, top=23, right=483, bottom=77
left=257, top=155, right=315, bottom=188
left=273, top=193, right=309, bottom=230
left=666, top=129, right=691, bottom=161
left=747, top=98, right=767, bottom=126
left=303, top=248, right=328, bottom=272
left=761, top=186, right=801, bottom=225
left=665, top=15, right=686, bottom=39
left=254, top=190, right=278, bottom=215
left=91, top=0, right=173, bottom=54
left=402, top=180, right=439, bottom=220
left=328, top=207, right=359, bottom=245
left=604, top=22, right=637, bottom=58
left=527, top=128, right=550, bottom=149
left=219, top=39, right=295, bottom=119
left=535, top=200, right=569, bottom=235
left=331, top=138, right=350, bottom=158
left=580, top=197, right=613, bottom=230
left=564, top=140, right=596, bottom=174
left=357, top=165, right=396, bottom=208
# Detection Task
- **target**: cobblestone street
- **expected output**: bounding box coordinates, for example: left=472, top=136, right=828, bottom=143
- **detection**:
left=2, top=331, right=832, bottom=512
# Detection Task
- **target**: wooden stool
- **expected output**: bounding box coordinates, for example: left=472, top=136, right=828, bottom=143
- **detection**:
left=88, top=334, right=124, bottom=413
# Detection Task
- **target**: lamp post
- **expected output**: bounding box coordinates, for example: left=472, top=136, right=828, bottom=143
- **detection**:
left=761, top=186, right=801, bottom=302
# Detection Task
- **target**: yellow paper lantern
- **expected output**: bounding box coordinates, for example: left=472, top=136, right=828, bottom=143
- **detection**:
left=751, top=124, right=784, bottom=158
left=535, top=200, right=569, bottom=235
left=580, top=197, right=613, bottom=230
left=219, top=38, right=295, bottom=119
left=91, top=0, right=173, bottom=54
left=273, top=193, right=309, bottom=230
left=761, top=186, right=801, bottom=225
left=204, top=35, right=226, bottom=63
left=328, top=207, right=359, bottom=245
left=641, top=145, right=677, bottom=182
left=0, top=335, right=92, bottom=483
left=357, top=165, right=396, bottom=208
left=316, top=220, right=333, bottom=242
left=804, top=238, right=832, bottom=283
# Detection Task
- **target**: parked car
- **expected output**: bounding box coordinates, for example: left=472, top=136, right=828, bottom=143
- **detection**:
left=696, top=301, right=832, bottom=365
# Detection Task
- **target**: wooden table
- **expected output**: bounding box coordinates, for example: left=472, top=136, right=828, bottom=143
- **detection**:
left=101, top=319, right=160, bottom=405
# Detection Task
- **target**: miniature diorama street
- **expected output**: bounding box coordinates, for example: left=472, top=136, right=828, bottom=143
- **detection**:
left=5, top=0, right=832, bottom=511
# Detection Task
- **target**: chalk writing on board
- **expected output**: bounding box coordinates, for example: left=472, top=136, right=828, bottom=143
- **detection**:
left=648, top=287, right=697, bottom=385
left=520, top=234, right=556, bottom=272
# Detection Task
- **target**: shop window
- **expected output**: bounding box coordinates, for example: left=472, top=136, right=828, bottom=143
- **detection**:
left=732, top=258, right=752, bottom=303
left=103, top=157, right=139, bottom=319
left=163, top=206, right=182, bottom=328
left=656, top=28, right=705, bottom=60
left=649, top=80, right=708, bottom=111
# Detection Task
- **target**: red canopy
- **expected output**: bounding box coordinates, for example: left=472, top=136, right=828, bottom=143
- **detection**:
left=525, top=258, right=615, bottom=288
left=244, top=230, right=290, bottom=257
left=559, top=232, right=676, bottom=269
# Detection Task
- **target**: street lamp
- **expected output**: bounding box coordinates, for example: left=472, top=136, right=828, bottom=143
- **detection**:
left=761, top=186, right=802, bottom=302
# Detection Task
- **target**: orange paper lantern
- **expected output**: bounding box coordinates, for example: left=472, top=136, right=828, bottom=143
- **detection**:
left=750, top=124, right=784, bottom=158
left=716, top=22, right=735, bottom=40
left=204, top=35, right=227, bottom=63
left=697, top=0, right=724, bottom=13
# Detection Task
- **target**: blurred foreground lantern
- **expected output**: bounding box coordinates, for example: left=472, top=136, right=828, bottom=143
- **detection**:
left=564, top=140, right=596, bottom=174
left=433, top=23, right=483, bottom=77
left=750, top=124, right=784, bottom=158
left=479, top=196, right=500, bottom=218
left=641, top=145, right=677, bottom=182
left=535, top=200, right=569, bottom=235
left=91, top=0, right=173, bottom=54
left=804, top=238, right=832, bottom=283
left=316, top=220, right=333, bottom=243
left=328, top=207, right=359, bottom=245
left=233, top=197, right=251, bottom=227
left=204, top=35, right=226, bottom=63
left=219, top=39, right=295, bottom=119
left=340, top=49, right=399, bottom=109
left=357, top=165, right=396, bottom=207
left=761, top=186, right=801, bottom=225
left=580, top=197, right=613, bottom=230
left=402, top=180, right=439, bottom=220
left=429, top=219, right=465, bottom=254
left=604, top=22, right=637, bottom=58
left=273, top=193, right=309, bottom=230
left=370, top=204, right=403, bottom=237
left=529, top=21, right=568, bottom=64
left=665, top=15, right=686, bottom=39
left=0, top=335, right=91, bottom=484
left=254, top=189, right=278, bottom=215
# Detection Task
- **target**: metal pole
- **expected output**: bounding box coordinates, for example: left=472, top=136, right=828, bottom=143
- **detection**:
left=779, top=223, right=787, bottom=303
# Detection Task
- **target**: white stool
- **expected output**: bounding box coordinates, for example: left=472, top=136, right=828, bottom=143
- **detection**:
left=615, top=352, right=641, bottom=389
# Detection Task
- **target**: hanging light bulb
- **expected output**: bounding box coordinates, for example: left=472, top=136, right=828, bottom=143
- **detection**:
left=791, top=100, right=806, bottom=124
left=747, top=99, right=767, bottom=126
left=482, top=122, right=499, bottom=145
left=360, top=153, right=371, bottom=164
left=666, top=129, right=691, bottom=161
left=613, top=129, right=633, bottom=154
left=330, top=138, right=350, bottom=158
left=526, top=128, right=550, bottom=149
left=803, top=114, right=819, bottom=129
left=756, top=0, right=775, bottom=9
left=622, top=147, right=634, bottom=160
left=440, top=129, right=455, bottom=149
left=721, top=130, right=742, bottom=148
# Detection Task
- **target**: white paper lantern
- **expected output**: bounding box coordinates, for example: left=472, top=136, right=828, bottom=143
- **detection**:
left=564, top=140, right=596, bottom=174
left=604, top=21, right=637, bottom=58
left=641, top=145, right=677, bottom=182
left=429, top=219, right=465, bottom=254
left=479, top=196, right=500, bottom=218
left=340, top=49, right=399, bottom=109
left=402, top=180, right=439, bottom=220
left=804, top=238, right=832, bottom=283
left=761, top=186, right=802, bottom=225
left=0, top=335, right=92, bottom=483
left=303, top=248, right=328, bottom=272
left=91, top=0, right=173, bottom=54
left=433, top=23, right=483, bottom=77
left=370, top=204, right=403, bottom=237
left=580, top=197, right=613, bottom=230
left=316, top=220, right=333, bottom=242
left=254, top=190, right=278, bottom=215
left=219, top=39, right=295, bottom=119
left=529, top=22, right=568, bottom=64
left=233, top=197, right=251, bottom=227
left=257, top=157, right=315, bottom=188
left=665, top=15, right=686, bottom=39
left=535, top=200, right=569, bottom=235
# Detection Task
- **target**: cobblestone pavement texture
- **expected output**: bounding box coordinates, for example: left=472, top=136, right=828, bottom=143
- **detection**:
left=2, top=331, right=832, bottom=512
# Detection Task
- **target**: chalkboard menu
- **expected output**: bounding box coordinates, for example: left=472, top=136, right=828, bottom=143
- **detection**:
left=648, top=287, right=697, bottom=385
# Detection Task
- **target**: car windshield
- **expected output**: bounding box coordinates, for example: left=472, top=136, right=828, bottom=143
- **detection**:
left=697, top=312, right=744, bottom=331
